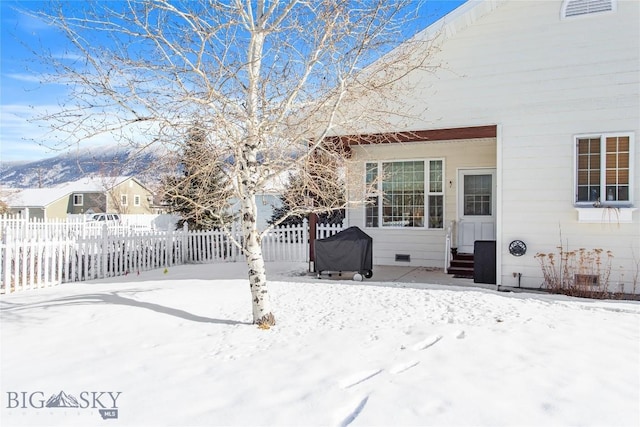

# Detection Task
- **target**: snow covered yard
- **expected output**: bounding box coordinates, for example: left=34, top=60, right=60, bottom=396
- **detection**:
left=1, top=262, right=639, bottom=427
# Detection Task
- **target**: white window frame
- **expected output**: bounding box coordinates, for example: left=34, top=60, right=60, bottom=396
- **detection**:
left=364, top=158, right=445, bottom=229
left=134, top=195, right=141, bottom=206
left=73, top=194, right=83, bottom=206
left=574, top=132, right=634, bottom=207
left=121, top=194, right=128, bottom=206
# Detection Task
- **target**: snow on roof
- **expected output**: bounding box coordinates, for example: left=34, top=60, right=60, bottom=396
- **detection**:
left=7, top=188, right=66, bottom=208
left=261, top=170, right=289, bottom=194
left=8, top=176, right=138, bottom=207
left=53, top=175, right=133, bottom=193
left=414, top=0, right=508, bottom=42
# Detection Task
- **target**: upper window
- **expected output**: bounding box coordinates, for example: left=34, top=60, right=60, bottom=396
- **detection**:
left=134, top=195, right=141, bottom=206
left=121, top=194, right=128, bottom=206
left=365, top=160, right=444, bottom=229
left=575, top=133, right=633, bottom=205
left=72, top=194, right=83, bottom=206
left=561, top=0, right=615, bottom=19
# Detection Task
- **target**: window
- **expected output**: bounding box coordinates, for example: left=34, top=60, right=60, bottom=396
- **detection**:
left=134, top=195, right=141, bottom=206
left=464, top=175, right=492, bottom=215
left=121, top=194, right=128, bottom=206
left=73, top=194, right=83, bottom=206
left=561, top=0, right=615, bottom=19
left=365, top=159, right=444, bottom=229
left=576, top=133, right=632, bottom=205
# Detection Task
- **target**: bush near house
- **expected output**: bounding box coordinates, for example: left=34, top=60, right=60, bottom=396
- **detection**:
left=535, top=245, right=638, bottom=299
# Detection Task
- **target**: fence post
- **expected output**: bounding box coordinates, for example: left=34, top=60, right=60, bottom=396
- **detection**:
left=302, top=218, right=309, bottom=264
left=232, top=222, right=239, bottom=262
left=2, top=228, right=11, bottom=293
left=308, top=213, right=317, bottom=271
left=182, top=223, right=188, bottom=264
left=101, top=224, right=108, bottom=279
left=167, top=226, right=173, bottom=267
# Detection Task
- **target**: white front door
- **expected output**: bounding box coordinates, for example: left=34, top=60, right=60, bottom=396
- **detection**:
left=457, top=169, right=496, bottom=254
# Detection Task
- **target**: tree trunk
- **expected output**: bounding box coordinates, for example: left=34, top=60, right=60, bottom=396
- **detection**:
left=241, top=194, right=276, bottom=327
left=237, top=26, right=276, bottom=327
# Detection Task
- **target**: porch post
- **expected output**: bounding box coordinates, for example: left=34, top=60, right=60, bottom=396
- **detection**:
left=308, top=213, right=318, bottom=272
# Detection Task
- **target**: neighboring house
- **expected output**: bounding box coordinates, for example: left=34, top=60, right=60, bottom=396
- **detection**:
left=7, top=176, right=154, bottom=219
left=332, top=0, right=638, bottom=290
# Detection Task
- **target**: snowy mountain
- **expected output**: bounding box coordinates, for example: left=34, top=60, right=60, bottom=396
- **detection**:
left=0, top=145, right=175, bottom=189
left=45, top=391, right=80, bottom=408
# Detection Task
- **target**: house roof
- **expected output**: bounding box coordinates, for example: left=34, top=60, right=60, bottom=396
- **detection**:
left=414, top=0, right=507, bottom=42
left=8, top=176, right=150, bottom=208
left=319, top=0, right=507, bottom=142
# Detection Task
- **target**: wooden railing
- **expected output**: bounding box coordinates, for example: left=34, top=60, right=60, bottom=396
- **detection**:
left=444, top=220, right=456, bottom=273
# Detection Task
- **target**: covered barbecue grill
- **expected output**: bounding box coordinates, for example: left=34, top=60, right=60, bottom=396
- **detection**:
left=315, top=226, right=373, bottom=279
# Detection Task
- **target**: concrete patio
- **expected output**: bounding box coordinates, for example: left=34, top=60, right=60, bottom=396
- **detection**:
left=310, top=264, right=551, bottom=295
left=315, top=265, right=497, bottom=290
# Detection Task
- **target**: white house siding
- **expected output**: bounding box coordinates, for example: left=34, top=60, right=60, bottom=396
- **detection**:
left=348, top=138, right=496, bottom=267
left=343, top=0, right=640, bottom=289
left=256, top=194, right=282, bottom=231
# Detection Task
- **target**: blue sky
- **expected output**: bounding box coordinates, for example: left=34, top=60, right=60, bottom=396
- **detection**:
left=0, top=1, right=467, bottom=163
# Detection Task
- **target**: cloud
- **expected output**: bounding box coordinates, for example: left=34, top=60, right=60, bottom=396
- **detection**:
left=0, top=104, right=105, bottom=162
left=9, top=6, right=56, bottom=34
left=51, top=52, right=84, bottom=61
left=3, top=73, right=44, bottom=83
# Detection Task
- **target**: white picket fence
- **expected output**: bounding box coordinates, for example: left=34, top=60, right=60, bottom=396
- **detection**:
left=0, top=213, right=179, bottom=241
left=0, top=219, right=344, bottom=294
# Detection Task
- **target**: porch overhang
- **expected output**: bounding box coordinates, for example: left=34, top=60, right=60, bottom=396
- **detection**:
left=330, top=125, right=497, bottom=153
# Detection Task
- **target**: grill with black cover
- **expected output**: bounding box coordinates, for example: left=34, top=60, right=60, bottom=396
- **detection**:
left=315, top=226, right=373, bottom=279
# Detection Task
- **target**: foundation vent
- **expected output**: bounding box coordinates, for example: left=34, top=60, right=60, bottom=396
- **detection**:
left=395, top=254, right=411, bottom=262
left=575, top=274, right=600, bottom=287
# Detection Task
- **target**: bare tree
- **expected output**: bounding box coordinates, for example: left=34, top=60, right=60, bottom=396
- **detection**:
left=29, top=0, right=439, bottom=326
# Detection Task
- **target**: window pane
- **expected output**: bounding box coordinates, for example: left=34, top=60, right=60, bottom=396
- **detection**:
left=604, top=136, right=630, bottom=201
left=381, top=161, right=425, bottom=227
left=464, top=175, right=492, bottom=215
left=429, top=160, right=443, bottom=193
left=365, top=163, right=378, bottom=186
left=578, top=140, right=589, bottom=154
left=576, top=138, right=601, bottom=202
left=618, top=137, right=630, bottom=152
left=618, top=186, right=629, bottom=201
left=577, top=187, right=589, bottom=201
left=365, top=196, right=379, bottom=227
left=577, top=170, right=588, bottom=185
left=577, top=156, right=588, bottom=169
left=429, top=196, right=443, bottom=228
left=618, top=169, right=629, bottom=184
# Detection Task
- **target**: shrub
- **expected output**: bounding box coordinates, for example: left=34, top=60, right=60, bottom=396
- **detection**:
left=535, top=245, right=614, bottom=299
